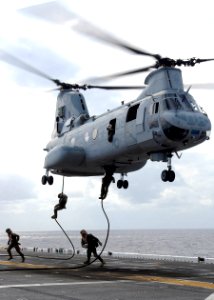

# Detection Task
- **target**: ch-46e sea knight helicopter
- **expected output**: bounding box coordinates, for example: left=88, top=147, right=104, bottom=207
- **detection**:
left=1, top=29, right=212, bottom=196
left=42, top=54, right=212, bottom=188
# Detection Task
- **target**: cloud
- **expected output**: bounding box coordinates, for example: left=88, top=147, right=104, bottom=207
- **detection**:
left=0, top=0, right=214, bottom=231
left=0, top=174, right=37, bottom=202
left=0, top=42, right=79, bottom=89
left=105, top=150, right=214, bottom=213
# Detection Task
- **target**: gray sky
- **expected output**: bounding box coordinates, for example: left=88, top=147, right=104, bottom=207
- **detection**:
left=0, top=0, right=214, bottom=232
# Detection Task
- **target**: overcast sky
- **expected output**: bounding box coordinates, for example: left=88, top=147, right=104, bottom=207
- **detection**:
left=0, top=0, right=214, bottom=233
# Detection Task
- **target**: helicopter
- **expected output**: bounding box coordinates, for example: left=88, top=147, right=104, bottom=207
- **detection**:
left=0, top=5, right=212, bottom=199
left=41, top=56, right=211, bottom=189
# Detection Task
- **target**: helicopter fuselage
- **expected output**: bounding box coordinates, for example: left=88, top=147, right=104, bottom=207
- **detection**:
left=43, top=67, right=211, bottom=180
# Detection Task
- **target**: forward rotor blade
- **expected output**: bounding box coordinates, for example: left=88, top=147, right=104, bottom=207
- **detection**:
left=185, top=83, right=214, bottom=89
left=20, top=1, right=76, bottom=25
left=20, top=2, right=160, bottom=60
left=88, top=64, right=156, bottom=83
left=74, top=21, right=160, bottom=59
left=195, top=58, right=214, bottom=64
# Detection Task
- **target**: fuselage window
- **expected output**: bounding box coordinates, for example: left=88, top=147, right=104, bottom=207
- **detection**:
left=126, top=104, right=140, bottom=122
left=58, top=106, right=65, bottom=118
left=107, top=118, right=116, bottom=142
left=153, top=102, right=159, bottom=114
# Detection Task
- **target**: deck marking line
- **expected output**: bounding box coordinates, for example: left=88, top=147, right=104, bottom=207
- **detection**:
left=123, top=275, right=214, bottom=290
left=205, top=293, right=214, bottom=300
left=0, top=260, right=53, bottom=269
left=0, top=280, right=127, bottom=289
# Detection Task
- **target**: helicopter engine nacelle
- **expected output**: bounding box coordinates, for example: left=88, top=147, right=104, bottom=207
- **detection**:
left=44, top=145, right=85, bottom=170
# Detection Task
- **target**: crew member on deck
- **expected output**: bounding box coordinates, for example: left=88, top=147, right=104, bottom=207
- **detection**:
left=80, top=229, right=105, bottom=266
left=6, top=228, right=25, bottom=262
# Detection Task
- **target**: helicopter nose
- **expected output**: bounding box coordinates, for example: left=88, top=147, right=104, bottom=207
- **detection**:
left=160, top=111, right=211, bottom=142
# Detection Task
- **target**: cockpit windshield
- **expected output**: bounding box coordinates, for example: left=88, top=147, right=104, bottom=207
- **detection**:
left=161, top=94, right=182, bottom=111
left=161, top=93, right=202, bottom=112
left=180, top=94, right=201, bottom=112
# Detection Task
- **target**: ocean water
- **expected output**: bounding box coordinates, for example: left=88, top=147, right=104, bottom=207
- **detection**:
left=1, top=229, right=214, bottom=258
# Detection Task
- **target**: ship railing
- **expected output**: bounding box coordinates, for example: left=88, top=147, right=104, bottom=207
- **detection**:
left=3, top=246, right=212, bottom=264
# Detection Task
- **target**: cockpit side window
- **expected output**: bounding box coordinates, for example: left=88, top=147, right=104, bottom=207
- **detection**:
left=126, top=104, right=140, bottom=122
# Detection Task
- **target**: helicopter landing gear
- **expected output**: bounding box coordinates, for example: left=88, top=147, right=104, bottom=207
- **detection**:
left=161, top=154, right=175, bottom=182
left=161, top=170, right=175, bottom=182
left=117, top=174, right=129, bottom=189
left=41, top=172, right=54, bottom=185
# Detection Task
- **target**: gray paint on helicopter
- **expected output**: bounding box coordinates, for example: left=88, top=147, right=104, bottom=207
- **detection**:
left=43, top=67, right=211, bottom=181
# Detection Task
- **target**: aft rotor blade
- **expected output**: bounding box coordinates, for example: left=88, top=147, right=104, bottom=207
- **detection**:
left=86, top=84, right=146, bottom=90
left=175, top=57, right=214, bottom=67
left=0, top=50, right=54, bottom=82
left=0, top=50, right=74, bottom=89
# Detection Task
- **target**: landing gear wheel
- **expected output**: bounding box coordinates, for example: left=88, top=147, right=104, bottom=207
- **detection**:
left=47, top=176, right=54, bottom=185
left=161, top=170, right=168, bottom=182
left=117, top=180, right=123, bottom=189
left=161, top=170, right=175, bottom=182
left=123, top=180, right=129, bottom=189
left=41, top=175, right=47, bottom=185
left=168, top=170, right=175, bottom=182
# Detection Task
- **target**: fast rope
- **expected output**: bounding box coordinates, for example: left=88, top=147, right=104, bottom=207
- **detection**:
left=93, top=199, right=110, bottom=262
left=1, top=175, right=110, bottom=269
left=25, top=220, right=75, bottom=261
left=25, top=197, right=110, bottom=267
left=56, top=176, right=111, bottom=268
left=61, top=176, right=65, bottom=193
left=0, top=198, right=110, bottom=271
left=25, top=176, right=75, bottom=260
left=55, top=198, right=110, bottom=270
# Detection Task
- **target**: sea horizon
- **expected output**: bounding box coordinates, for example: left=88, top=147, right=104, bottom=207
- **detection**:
left=1, top=228, right=213, bottom=258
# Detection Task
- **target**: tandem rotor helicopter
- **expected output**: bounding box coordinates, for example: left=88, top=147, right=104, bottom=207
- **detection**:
left=1, top=3, right=213, bottom=199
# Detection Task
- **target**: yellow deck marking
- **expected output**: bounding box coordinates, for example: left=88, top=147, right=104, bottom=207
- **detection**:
left=1, top=260, right=213, bottom=290
left=0, top=260, right=53, bottom=269
left=94, top=271, right=214, bottom=290
left=123, top=275, right=214, bottom=290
